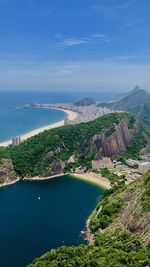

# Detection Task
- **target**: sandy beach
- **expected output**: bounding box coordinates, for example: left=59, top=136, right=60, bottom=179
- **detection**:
left=1, top=172, right=111, bottom=189
left=25, top=172, right=111, bottom=189
left=0, top=108, right=78, bottom=147
left=71, top=172, right=111, bottom=189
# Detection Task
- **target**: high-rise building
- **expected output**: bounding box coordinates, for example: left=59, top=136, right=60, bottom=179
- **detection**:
left=12, top=136, right=21, bottom=146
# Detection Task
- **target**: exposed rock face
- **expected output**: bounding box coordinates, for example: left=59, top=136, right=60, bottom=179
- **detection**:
left=43, top=160, right=65, bottom=177
left=0, top=159, right=17, bottom=185
left=43, top=117, right=141, bottom=177
left=102, top=119, right=140, bottom=157
left=90, top=118, right=141, bottom=159
left=67, top=155, right=76, bottom=164
left=44, top=143, right=66, bottom=161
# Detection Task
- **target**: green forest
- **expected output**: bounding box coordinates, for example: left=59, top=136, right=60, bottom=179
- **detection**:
left=28, top=172, right=150, bottom=267
left=0, top=112, right=148, bottom=178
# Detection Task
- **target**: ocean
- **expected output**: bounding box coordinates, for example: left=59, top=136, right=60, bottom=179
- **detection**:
left=0, top=176, right=103, bottom=267
left=0, top=90, right=110, bottom=267
left=0, top=90, right=117, bottom=142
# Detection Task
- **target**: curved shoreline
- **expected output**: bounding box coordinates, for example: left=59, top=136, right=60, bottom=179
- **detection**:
left=0, top=108, right=78, bottom=147
left=0, top=171, right=110, bottom=192
left=24, top=172, right=111, bottom=189
left=0, top=177, right=20, bottom=188
left=70, top=172, right=111, bottom=189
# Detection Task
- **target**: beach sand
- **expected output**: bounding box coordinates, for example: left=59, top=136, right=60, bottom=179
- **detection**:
left=71, top=172, right=111, bottom=189
left=1, top=172, right=111, bottom=189
left=24, top=173, right=66, bottom=182
left=26, top=172, right=111, bottom=189
left=0, top=109, right=78, bottom=147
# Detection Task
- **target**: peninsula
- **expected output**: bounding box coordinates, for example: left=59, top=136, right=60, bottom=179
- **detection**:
left=0, top=112, right=149, bottom=188
left=0, top=110, right=149, bottom=267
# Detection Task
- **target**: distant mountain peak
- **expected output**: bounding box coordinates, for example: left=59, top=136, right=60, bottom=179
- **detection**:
left=133, top=85, right=141, bottom=92
left=74, top=98, right=95, bottom=106
left=99, top=86, right=150, bottom=125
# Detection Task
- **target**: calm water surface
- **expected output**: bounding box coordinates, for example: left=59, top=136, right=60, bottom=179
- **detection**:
left=0, top=90, right=117, bottom=142
left=0, top=176, right=103, bottom=267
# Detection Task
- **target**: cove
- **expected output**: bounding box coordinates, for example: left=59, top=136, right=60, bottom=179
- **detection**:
left=0, top=175, right=104, bottom=267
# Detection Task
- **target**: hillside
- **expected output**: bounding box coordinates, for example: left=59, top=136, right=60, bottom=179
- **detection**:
left=28, top=172, right=150, bottom=267
left=90, top=172, right=150, bottom=244
left=74, top=97, right=95, bottom=106
left=114, top=85, right=145, bottom=101
left=0, top=112, right=146, bottom=179
left=130, top=102, right=150, bottom=126
left=99, top=86, right=150, bottom=125
left=0, top=158, right=17, bottom=185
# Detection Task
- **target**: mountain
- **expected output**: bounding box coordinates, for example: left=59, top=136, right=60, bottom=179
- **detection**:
left=99, top=86, right=150, bottom=125
left=115, top=85, right=142, bottom=101
left=74, top=98, right=96, bottom=106
left=100, top=86, right=150, bottom=111
left=130, top=102, right=150, bottom=126
left=28, top=172, right=150, bottom=267
left=90, top=172, right=150, bottom=244
left=0, top=113, right=148, bottom=180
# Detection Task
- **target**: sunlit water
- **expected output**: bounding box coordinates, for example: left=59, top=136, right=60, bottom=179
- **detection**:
left=0, top=176, right=103, bottom=267
left=0, top=90, right=117, bottom=142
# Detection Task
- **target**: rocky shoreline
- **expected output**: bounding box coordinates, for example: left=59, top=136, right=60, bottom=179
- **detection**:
left=0, top=177, right=20, bottom=188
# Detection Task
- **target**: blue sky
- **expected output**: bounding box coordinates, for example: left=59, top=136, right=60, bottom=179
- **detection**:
left=0, top=0, right=150, bottom=91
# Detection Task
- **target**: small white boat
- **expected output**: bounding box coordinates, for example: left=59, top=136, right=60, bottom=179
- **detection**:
left=38, top=196, right=41, bottom=200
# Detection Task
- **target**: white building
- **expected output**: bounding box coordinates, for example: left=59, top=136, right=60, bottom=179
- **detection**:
left=12, top=136, right=21, bottom=146
left=125, top=159, right=139, bottom=168
left=138, top=162, right=150, bottom=174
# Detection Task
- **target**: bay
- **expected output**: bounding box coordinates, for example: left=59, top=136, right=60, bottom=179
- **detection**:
left=0, top=176, right=103, bottom=267
left=0, top=90, right=117, bottom=142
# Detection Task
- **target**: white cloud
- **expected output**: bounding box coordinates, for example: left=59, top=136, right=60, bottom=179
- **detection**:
left=54, top=33, right=110, bottom=49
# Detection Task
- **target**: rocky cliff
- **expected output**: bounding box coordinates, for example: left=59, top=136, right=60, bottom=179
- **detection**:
left=45, top=116, right=142, bottom=176
left=87, top=117, right=141, bottom=159
left=1, top=112, right=146, bottom=178
left=0, top=159, right=18, bottom=186
left=101, top=118, right=140, bottom=157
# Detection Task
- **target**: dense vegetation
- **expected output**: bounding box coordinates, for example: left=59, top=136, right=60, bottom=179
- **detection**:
left=28, top=173, right=150, bottom=267
left=116, top=127, right=149, bottom=161
left=28, top=229, right=150, bottom=267
left=90, top=171, right=150, bottom=237
left=90, top=182, right=125, bottom=232
left=141, top=172, right=150, bottom=213
left=130, top=102, right=150, bottom=126
left=0, top=113, right=139, bottom=178
left=99, top=167, right=120, bottom=183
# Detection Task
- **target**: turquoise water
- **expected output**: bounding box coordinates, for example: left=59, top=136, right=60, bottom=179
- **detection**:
left=0, top=107, right=66, bottom=142
left=0, top=176, right=103, bottom=267
left=0, top=90, right=117, bottom=142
